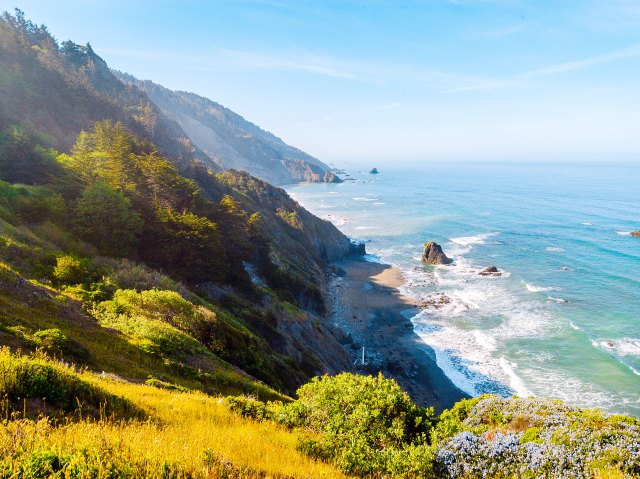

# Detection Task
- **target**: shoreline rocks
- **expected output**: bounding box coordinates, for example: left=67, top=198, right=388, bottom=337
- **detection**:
left=422, top=241, right=453, bottom=265
left=479, top=265, right=502, bottom=277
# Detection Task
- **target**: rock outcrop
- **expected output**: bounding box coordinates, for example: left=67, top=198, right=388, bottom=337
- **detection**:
left=631, top=231, right=640, bottom=237
left=421, top=242, right=452, bottom=265
left=479, top=266, right=502, bottom=276
left=370, top=168, right=379, bottom=174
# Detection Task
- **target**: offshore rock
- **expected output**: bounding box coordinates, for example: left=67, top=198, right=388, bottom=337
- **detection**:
left=421, top=242, right=452, bottom=265
left=631, top=231, right=640, bottom=237
left=370, top=168, right=379, bottom=174
left=479, top=266, right=502, bottom=276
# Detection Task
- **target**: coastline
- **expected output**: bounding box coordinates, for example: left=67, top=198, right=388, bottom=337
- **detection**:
left=329, top=257, right=468, bottom=412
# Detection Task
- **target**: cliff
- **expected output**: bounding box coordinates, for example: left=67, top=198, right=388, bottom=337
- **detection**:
left=113, top=73, right=341, bottom=185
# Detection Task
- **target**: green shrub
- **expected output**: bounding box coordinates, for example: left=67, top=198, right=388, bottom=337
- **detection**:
left=52, top=255, right=88, bottom=285
left=92, top=289, right=211, bottom=359
left=0, top=348, right=140, bottom=419
left=30, top=329, right=90, bottom=361
left=226, top=395, right=271, bottom=421
left=277, top=373, right=436, bottom=477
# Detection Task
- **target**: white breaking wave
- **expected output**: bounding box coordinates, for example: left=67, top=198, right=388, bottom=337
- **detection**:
left=547, top=296, right=568, bottom=303
left=354, top=226, right=377, bottom=230
left=545, top=247, right=565, bottom=252
left=617, top=231, right=632, bottom=236
left=321, top=214, right=349, bottom=226
left=352, top=197, right=377, bottom=202
left=499, top=357, right=533, bottom=397
left=450, top=232, right=500, bottom=247
left=525, top=282, right=559, bottom=293
left=593, top=338, right=640, bottom=357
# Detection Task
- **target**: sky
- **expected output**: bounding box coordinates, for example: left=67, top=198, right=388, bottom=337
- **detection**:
left=4, top=1, right=640, bottom=165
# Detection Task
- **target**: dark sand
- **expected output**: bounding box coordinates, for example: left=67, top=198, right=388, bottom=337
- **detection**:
left=330, top=258, right=467, bottom=413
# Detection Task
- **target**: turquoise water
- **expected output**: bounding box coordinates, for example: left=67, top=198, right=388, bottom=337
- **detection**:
left=287, top=163, right=640, bottom=417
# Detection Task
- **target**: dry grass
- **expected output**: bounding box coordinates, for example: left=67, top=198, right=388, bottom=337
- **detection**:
left=0, top=372, right=346, bottom=478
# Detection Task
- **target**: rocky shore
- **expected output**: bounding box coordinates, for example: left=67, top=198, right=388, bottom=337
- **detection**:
left=328, top=258, right=467, bottom=412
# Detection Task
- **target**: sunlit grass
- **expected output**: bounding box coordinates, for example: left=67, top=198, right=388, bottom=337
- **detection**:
left=0, top=369, right=346, bottom=478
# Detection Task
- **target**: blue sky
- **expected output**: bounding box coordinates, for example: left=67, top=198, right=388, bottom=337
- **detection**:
left=4, top=1, right=640, bottom=164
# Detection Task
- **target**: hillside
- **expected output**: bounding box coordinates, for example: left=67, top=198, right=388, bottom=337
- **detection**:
left=1, top=10, right=639, bottom=479
left=115, top=72, right=341, bottom=185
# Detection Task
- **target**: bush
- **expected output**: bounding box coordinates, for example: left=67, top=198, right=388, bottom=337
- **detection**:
left=277, top=373, right=436, bottom=477
left=0, top=348, right=141, bottom=419
left=92, top=289, right=212, bottom=359
left=226, top=395, right=272, bottom=421
left=52, top=255, right=89, bottom=285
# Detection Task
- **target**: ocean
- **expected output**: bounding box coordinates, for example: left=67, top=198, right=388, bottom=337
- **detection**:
left=286, top=163, right=640, bottom=417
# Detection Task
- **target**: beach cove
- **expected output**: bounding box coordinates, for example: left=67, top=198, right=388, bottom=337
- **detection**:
left=288, top=163, right=640, bottom=417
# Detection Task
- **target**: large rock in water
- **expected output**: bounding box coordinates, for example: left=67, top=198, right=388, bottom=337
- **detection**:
left=631, top=231, right=640, bottom=237
left=421, top=242, right=453, bottom=265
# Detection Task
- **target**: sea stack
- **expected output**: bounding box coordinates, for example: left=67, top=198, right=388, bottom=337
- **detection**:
left=421, top=241, right=452, bottom=265
left=370, top=167, right=379, bottom=174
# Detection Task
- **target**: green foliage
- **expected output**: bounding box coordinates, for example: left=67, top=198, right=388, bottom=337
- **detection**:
left=52, top=255, right=87, bottom=285
left=431, top=395, right=485, bottom=443
left=276, top=208, right=302, bottom=229
left=74, top=182, right=143, bottom=256
left=0, top=126, right=61, bottom=185
left=276, top=373, right=436, bottom=477
left=520, top=426, right=542, bottom=444
left=92, top=289, right=211, bottom=359
left=0, top=347, right=140, bottom=419
left=226, top=395, right=272, bottom=422
left=153, top=207, right=226, bottom=282
left=0, top=180, right=64, bottom=225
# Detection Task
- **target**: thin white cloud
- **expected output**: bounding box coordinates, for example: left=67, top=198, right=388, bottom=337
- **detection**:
left=217, top=48, right=357, bottom=79
left=517, top=44, right=640, bottom=79
left=445, top=43, right=640, bottom=93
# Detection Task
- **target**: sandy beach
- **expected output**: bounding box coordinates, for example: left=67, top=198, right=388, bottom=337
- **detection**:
left=329, top=258, right=467, bottom=412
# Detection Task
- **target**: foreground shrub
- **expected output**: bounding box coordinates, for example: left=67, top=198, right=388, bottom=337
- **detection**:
left=276, top=373, right=436, bottom=477
left=0, top=348, right=141, bottom=420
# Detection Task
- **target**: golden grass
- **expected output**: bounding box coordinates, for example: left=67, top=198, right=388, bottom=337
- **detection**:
left=0, top=373, right=346, bottom=478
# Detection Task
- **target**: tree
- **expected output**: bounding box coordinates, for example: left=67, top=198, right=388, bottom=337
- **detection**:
left=74, top=182, right=143, bottom=256
left=148, top=207, right=227, bottom=282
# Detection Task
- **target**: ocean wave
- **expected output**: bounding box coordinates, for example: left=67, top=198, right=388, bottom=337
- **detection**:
left=354, top=226, right=376, bottom=230
left=545, top=247, right=565, bottom=252
left=593, top=338, right=640, bottom=357
left=499, top=357, right=533, bottom=397
left=411, top=313, right=513, bottom=397
left=450, top=232, right=500, bottom=247
left=524, top=282, right=559, bottom=293
left=617, top=231, right=632, bottom=236
left=321, top=214, right=349, bottom=226
left=569, top=321, right=581, bottom=330
left=352, top=197, right=377, bottom=202
left=372, top=202, right=387, bottom=205
left=581, top=222, right=593, bottom=226
left=548, top=296, right=568, bottom=304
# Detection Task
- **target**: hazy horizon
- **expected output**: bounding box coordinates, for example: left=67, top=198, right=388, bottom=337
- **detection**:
left=4, top=1, right=640, bottom=165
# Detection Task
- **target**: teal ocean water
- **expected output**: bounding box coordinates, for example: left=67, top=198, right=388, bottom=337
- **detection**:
left=287, top=163, right=640, bottom=417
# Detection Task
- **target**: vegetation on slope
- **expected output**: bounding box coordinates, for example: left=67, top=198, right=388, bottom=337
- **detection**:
left=228, top=374, right=640, bottom=479
left=0, top=351, right=346, bottom=478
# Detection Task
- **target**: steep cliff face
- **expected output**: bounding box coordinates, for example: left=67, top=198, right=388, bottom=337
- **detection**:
left=114, top=73, right=341, bottom=185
